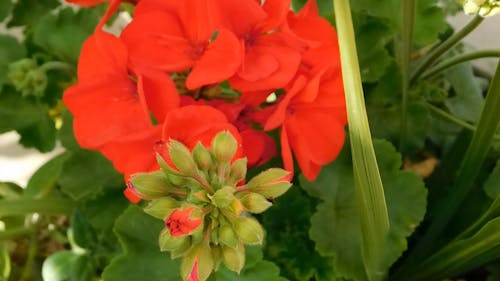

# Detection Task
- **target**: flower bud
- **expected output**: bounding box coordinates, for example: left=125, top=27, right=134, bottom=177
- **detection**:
left=243, top=168, right=292, bottom=199
left=238, top=192, right=272, bottom=214
left=166, top=207, right=203, bottom=237
left=222, top=243, right=245, bottom=274
left=233, top=216, right=264, bottom=245
left=211, top=131, right=238, bottom=163
left=188, top=190, right=210, bottom=204
left=218, top=224, right=238, bottom=248
left=159, top=228, right=190, bottom=252
left=211, top=186, right=235, bottom=208
left=193, top=143, right=213, bottom=170
left=129, top=171, right=171, bottom=199
left=144, top=197, right=180, bottom=219
left=181, top=241, right=214, bottom=281
left=8, top=58, right=48, bottom=97
left=229, top=158, right=247, bottom=184
left=168, top=140, right=200, bottom=177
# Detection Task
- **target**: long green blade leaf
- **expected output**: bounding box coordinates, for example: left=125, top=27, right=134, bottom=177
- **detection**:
left=333, top=1, right=390, bottom=280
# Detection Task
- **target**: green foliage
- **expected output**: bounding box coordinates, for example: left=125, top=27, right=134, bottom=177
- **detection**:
left=302, top=140, right=427, bottom=281
left=0, top=0, right=13, bottom=22
left=7, top=0, right=59, bottom=28
left=33, top=7, right=101, bottom=63
left=42, top=251, right=94, bottom=281
left=485, top=160, right=500, bottom=199
left=0, top=35, right=26, bottom=90
left=57, top=150, right=124, bottom=201
left=262, top=187, right=335, bottom=281
left=24, top=152, right=70, bottom=198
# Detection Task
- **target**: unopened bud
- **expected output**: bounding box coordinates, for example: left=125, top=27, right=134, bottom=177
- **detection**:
left=229, top=158, right=247, bottom=184
left=193, top=143, right=213, bottom=170
left=222, top=243, right=245, bottom=273
left=211, top=131, right=238, bottom=163
left=233, top=216, right=264, bottom=245
left=8, top=58, right=48, bottom=97
left=238, top=192, right=272, bottom=214
left=218, top=224, right=238, bottom=248
left=144, top=197, right=180, bottom=219
left=159, top=228, right=190, bottom=252
left=168, top=140, right=200, bottom=177
left=129, top=171, right=171, bottom=199
left=211, top=186, right=235, bottom=208
left=243, top=168, right=292, bottom=199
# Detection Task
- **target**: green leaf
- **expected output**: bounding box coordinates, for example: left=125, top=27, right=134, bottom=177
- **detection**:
left=302, top=140, right=427, bottom=281
left=24, top=152, right=70, bottom=198
left=0, top=34, right=26, bottom=90
left=71, top=209, right=98, bottom=250
left=485, top=159, right=500, bottom=199
left=0, top=242, right=10, bottom=281
left=102, top=205, right=181, bottom=281
left=0, top=0, right=13, bottom=21
left=7, top=0, right=59, bottom=28
left=445, top=61, right=484, bottom=122
left=209, top=246, right=288, bottom=281
left=262, top=187, right=335, bottom=281
left=0, top=87, right=45, bottom=133
left=33, top=7, right=100, bottom=63
left=42, top=251, right=94, bottom=281
left=57, top=150, right=123, bottom=201
left=17, top=110, right=57, bottom=152
left=58, top=110, right=80, bottom=151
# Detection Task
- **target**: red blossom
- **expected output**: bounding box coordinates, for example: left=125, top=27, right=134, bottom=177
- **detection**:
left=166, top=208, right=202, bottom=237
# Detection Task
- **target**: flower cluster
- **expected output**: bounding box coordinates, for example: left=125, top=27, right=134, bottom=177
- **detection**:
left=64, top=0, right=347, bottom=190
left=462, top=0, right=500, bottom=16
left=129, top=131, right=291, bottom=281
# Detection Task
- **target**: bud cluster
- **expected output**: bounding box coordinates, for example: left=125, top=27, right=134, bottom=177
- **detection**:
left=128, top=131, right=292, bottom=281
left=8, top=58, right=48, bottom=97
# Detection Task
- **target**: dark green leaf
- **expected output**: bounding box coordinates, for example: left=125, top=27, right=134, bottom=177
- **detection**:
left=7, top=0, right=59, bottom=28
left=17, top=110, right=57, bottom=152
left=0, top=87, right=44, bottom=133
left=0, top=0, right=13, bottom=21
left=58, top=110, right=80, bottom=151
left=0, top=35, right=26, bottom=90
left=71, top=209, right=98, bottom=250
left=57, top=150, right=123, bottom=201
left=302, top=140, right=427, bottom=281
left=33, top=7, right=100, bottom=63
left=485, top=159, right=500, bottom=199
left=101, top=205, right=181, bottom=281
left=24, top=152, right=70, bottom=198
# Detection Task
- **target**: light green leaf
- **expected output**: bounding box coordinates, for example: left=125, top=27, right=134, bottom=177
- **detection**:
left=302, top=140, right=427, bottom=281
left=57, top=150, right=123, bottom=201
left=33, top=7, right=101, bottom=63
left=0, top=242, right=10, bottom=281
left=24, top=152, right=70, bottom=198
left=102, top=205, right=181, bottom=281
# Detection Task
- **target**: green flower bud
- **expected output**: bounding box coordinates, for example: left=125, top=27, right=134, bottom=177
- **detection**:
left=129, top=171, right=171, bottom=199
left=168, top=140, right=200, bottom=177
left=218, top=224, right=238, bottom=248
left=188, top=190, right=210, bottom=204
left=222, top=243, right=245, bottom=274
left=211, top=131, right=238, bottom=163
left=193, top=143, right=213, bottom=170
left=246, top=168, right=289, bottom=188
left=211, top=186, right=235, bottom=208
left=229, top=158, right=247, bottom=184
left=8, top=58, right=48, bottom=97
left=181, top=241, right=214, bottom=281
left=159, top=228, right=190, bottom=252
left=243, top=168, right=292, bottom=199
left=238, top=192, right=272, bottom=214
left=144, top=197, right=180, bottom=219
left=233, top=216, right=264, bottom=245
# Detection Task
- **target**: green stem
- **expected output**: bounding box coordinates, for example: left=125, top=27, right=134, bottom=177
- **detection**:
left=0, top=227, right=33, bottom=240
left=334, top=0, right=390, bottom=280
left=426, top=103, right=500, bottom=141
left=396, top=56, right=500, bottom=280
left=422, top=50, right=500, bottom=79
left=399, top=0, right=416, bottom=154
left=20, top=231, right=39, bottom=281
left=0, top=198, right=75, bottom=216
left=410, top=15, right=484, bottom=84
left=39, top=61, right=75, bottom=73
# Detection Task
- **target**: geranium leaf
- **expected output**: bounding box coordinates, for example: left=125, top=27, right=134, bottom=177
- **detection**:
left=33, top=7, right=101, bottom=63
left=0, top=87, right=46, bottom=133
left=7, top=0, right=59, bottom=28
left=17, top=110, right=57, bottom=152
left=0, top=0, right=13, bottom=22
left=24, top=152, right=70, bottom=198
left=0, top=35, right=26, bottom=90
left=57, top=150, right=123, bottom=201
left=101, top=205, right=181, bottom=281
left=42, top=251, right=94, bottom=281
left=301, top=139, right=427, bottom=281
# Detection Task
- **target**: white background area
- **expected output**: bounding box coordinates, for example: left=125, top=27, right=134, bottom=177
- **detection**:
left=0, top=12, right=500, bottom=187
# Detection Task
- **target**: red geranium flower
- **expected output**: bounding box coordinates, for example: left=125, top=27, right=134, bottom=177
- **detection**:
left=166, top=208, right=203, bottom=237
left=121, top=0, right=242, bottom=89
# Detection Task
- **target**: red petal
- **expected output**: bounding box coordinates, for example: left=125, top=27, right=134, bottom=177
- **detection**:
left=139, top=71, right=180, bottom=123
left=178, top=0, right=217, bottom=42
left=238, top=48, right=279, bottom=81
left=259, top=0, right=290, bottom=30
left=134, top=0, right=178, bottom=16
left=280, top=127, right=294, bottom=175
left=241, top=129, right=276, bottom=167
left=213, top=0, right=266, bottom=37
left=65, top=0, right=108, bottom=7
left=186, top=29, right=242, bottom=89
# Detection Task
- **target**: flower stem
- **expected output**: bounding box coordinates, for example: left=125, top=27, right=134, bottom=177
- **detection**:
left=399, top=0, right=416, bottom=154
left=410, top=15, right=484, bottom=84
left=333, top=0, right=390, bottom=280
left=39, top=61, right=75, bottom=73
left=0, top=226, right=33, bottom=240
left=422, top=50, right=500, bottom=79
left=426, top=103, right=500, bottom=141
left=0, top=198, right=74, bottom=216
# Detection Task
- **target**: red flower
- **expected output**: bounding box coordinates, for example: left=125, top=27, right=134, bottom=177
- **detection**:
left=166, top=208, right=203, bottom=237
left=65, top=0, right=109, bottom=7
left=265, top=46, right=347, bottom=181
left=121, top=0, right=242, bottom=89
left=63, top=31, right=179, bottom=149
